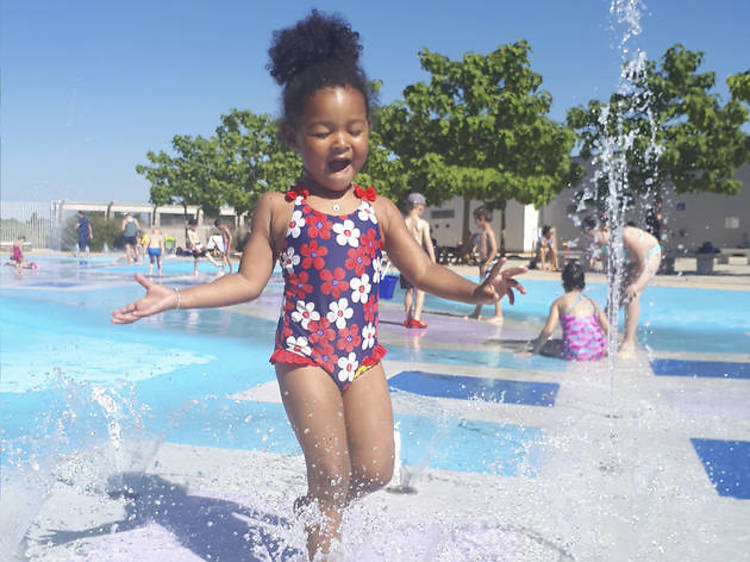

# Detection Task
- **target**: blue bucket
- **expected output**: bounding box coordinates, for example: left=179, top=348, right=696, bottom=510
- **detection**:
left=379, top=274, right=399, bottom=299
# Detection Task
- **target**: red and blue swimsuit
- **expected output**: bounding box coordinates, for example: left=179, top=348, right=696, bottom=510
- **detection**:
left=270, top=185, right=387, bottom=392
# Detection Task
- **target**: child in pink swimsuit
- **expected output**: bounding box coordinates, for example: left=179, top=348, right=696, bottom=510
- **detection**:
left=519, top=261, right=608, bottom=360
left=112, top=11, right=528, bottom=559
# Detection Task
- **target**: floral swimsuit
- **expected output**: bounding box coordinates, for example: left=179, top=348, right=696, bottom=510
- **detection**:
left=560, top=293, right=606, bottom=361
left=270, top=185, right=387, bottom=392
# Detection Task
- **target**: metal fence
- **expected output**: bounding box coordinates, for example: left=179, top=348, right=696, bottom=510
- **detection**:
left=0, top=201, right=55, bottom=249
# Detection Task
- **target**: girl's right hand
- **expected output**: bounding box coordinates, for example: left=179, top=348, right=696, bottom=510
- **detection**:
left=111, top=274, right=177, bottom=324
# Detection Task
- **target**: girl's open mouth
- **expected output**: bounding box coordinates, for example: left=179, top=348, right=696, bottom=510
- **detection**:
left=328, top=158, right=351, bottom=173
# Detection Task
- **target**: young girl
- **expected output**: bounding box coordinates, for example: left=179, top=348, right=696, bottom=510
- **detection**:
left=518, top=261, right=608, bottom=360
left=112, top=11, right=526, bottom=559
left=583, top=216, right=661, bottom=359
left=8, top=235, right=36, bottom=272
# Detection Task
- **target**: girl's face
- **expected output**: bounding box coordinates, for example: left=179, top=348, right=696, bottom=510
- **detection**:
left=285, top=86, right=370, bottom=194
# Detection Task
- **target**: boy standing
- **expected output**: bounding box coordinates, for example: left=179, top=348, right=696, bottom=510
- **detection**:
left=400, top=192, right=436, bottom=328
left=466, top=206, right=503, bottom=324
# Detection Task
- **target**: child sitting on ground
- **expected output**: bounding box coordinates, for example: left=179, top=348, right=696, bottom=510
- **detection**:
left=7, top=235, right=37, bottom=272
left=518, top=261, right=608, bottom=360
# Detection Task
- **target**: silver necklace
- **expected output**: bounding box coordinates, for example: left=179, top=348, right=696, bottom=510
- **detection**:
left=332, top=202, right=341, bottom=212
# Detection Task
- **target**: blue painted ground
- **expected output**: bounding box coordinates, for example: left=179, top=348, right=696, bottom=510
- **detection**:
left=389, top=371, right=558, bottom=407
left=651, top=359, right=750, bottom=380
left=691, top=439, right=750, bottom=499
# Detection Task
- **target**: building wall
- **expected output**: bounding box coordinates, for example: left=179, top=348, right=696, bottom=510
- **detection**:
left=535, top=163, right=750, bottom=252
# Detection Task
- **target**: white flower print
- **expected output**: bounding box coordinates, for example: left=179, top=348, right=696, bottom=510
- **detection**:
left=350, top=273, right=371, bottom=304
left=357, top=202, right=378, bottom=224
left=291, top=300, right=320, bottom=330
left=294, top=195, right=304, bottom=205
left=333, top=219, right=360, bottom=247
left=327, top=298, right=353, bottom=329
left=288, top=210, right=306, bottom=239
left=372, top=256, right=382, bottom=284
left=361, top=323, right=375, bottom=350
left=280, top=247, right=300, bottom=274
left=337, top=352, right=359, bottom=383
left=285, top=335, right=312, bottom=356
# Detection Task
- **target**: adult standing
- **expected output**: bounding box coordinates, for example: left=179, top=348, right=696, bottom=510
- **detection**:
left=75, top=211, right=93, bottom=259
left=121, top=213, right=140, bottom=265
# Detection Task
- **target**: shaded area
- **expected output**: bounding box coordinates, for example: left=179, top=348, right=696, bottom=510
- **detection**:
left=691, top=439, right=750, bottom=499
left=41, top=472, right=302, bottom=561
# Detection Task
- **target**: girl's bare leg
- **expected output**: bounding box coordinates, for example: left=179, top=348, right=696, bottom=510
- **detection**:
left=343, top=363, right=394, bottom=500
left=619, top=296, right=640, bottom=359
left=486, top=300, right=504, bottom=324
left=403, top=288, right=414, bottom=324
left=413, top=289, right=426, bottom=323
left=466, top=304, right=482, bottom=320
left=276, top=364, right=350, bottom=559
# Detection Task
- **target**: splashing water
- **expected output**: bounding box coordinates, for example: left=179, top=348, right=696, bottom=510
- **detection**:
left=590, top=0, right=664, bottom=384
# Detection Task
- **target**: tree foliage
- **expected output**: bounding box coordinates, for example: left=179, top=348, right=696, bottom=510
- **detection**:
left=567, top=45, right=750, bottom=201
left=379, top=41, right=581, bottom=210
left=136, top=110, right=302, bottom=216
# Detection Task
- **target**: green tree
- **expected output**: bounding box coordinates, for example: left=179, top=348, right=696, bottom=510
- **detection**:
left=567, top=45, right=750, bottom=203
left=379, top=41, right=580, bottom=246
left=136, top=109, right=302, bottom=217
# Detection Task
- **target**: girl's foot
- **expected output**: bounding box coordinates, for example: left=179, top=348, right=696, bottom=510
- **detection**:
left=617, top=343, right=637, bottom=360
left=486, top=315, right=504, bottom=325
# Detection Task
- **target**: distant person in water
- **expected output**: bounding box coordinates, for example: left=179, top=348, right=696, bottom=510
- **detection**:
left=75, top=211, right=93, bottom=259
left=8, top=235, right=36, bottom=272
left=121, top=213, right=140, bottom=265
left=518, top=261, right=608, bottom=360
left=186, top=218, right=218, bottom=276
left=214, top=218, right=234, bottom=275
left=583, top=216, right=661, bottom=359
left=400, top=192, right=436, bottom=328
left=466, top=206, right=503, bottom=324
left=147, top=226, right=166, bottom=276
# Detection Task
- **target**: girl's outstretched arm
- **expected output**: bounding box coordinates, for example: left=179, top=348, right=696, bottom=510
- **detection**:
left=591, top=298, right=609, bottom=335
left=519, top=300, right=560, bottom=356
left=376, top=197, right=526, bottom=306
left=112, top=193, right=283, bottom=324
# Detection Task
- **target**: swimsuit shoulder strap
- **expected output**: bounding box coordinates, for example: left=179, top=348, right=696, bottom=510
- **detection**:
left=562, top=292, right=583, bottom=315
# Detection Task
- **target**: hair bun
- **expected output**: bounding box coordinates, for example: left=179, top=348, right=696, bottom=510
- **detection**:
left=267, top=10, right=362, bottom=86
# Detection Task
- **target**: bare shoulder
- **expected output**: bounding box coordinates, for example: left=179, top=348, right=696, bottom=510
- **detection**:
left=372, top=195, right=400, bottom=226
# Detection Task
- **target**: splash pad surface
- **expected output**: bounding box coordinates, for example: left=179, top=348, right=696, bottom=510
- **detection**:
left=1, top=256, right=748, bottom=561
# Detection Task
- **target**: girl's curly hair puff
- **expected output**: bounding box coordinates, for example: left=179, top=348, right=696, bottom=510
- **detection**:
left=267, top=10, right=375, bottom=125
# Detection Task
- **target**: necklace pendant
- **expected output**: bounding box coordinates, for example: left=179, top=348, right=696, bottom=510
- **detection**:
left=332, top=203, right=341, bottom=212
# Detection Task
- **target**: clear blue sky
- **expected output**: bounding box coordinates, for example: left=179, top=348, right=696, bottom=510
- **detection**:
left=2, top=0, right=748, bottom=203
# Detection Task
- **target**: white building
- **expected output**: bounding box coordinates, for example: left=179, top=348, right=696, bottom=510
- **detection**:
left=424, top=163, right=750, bottom=255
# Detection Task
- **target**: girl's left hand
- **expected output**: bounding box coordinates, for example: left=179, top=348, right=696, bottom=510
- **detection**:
left=474, top=258, right=527, bottom=305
